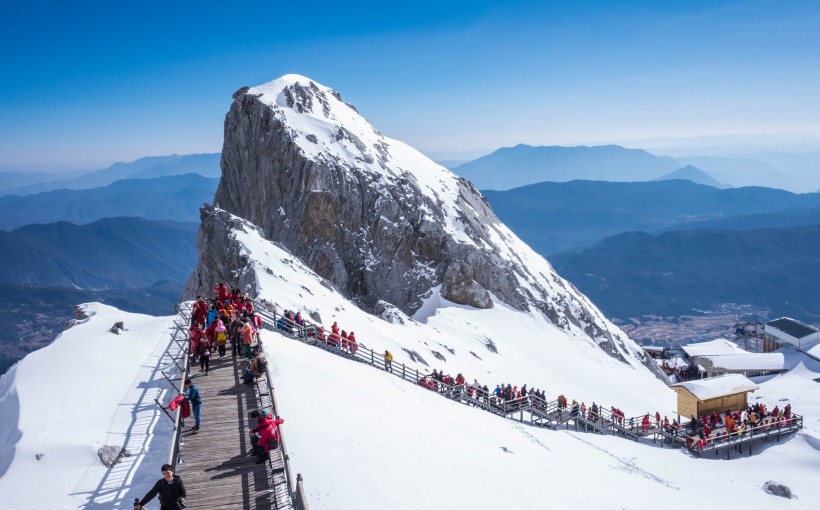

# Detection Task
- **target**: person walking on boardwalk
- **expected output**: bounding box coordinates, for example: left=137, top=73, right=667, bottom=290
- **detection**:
left=384, top=350, right=393, bottom=372
left=134, top=463, right=186, bottom=510
left=184, top=379, right=202, bottom=432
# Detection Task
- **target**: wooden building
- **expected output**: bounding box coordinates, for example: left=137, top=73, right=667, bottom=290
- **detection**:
left=671, top=374, right=759, bottom=418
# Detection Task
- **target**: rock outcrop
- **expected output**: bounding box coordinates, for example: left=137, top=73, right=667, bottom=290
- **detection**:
left=185, top=74, right=641, bottom=363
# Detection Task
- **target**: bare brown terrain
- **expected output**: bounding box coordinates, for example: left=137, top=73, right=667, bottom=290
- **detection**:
left=613, top=304, right=773, bottom=349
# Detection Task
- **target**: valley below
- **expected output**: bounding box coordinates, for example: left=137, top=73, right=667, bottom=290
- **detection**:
left=616, top=303, right=769, bottom=348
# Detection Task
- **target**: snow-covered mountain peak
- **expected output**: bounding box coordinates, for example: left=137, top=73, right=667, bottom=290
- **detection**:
left=202, top=75, right=647, bottom=366
left=244, top=74, right=470, bottom=244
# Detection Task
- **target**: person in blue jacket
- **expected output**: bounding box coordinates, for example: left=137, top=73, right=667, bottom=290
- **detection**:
left=183, top=379, right=202, bottom=432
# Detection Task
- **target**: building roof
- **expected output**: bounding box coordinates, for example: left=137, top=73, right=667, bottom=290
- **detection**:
left=805, top=340, right=820, bottom=362
left=671, top=374, right=759, bottom=401
left=766, top=317, right=818, bottom=340
left=681, top=338, right=747, bottom=358
left=695, top=353, right=786, bottom=372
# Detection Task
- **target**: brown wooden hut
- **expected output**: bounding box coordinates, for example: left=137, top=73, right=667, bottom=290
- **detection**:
left=670, top=374, right=759, bottom=418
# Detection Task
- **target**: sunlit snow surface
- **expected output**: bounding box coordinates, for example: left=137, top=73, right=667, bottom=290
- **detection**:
left=1, top=232, right=819, bottom=508
left=0, top=303, right=180, bottom=509
left=241, top=217, right=819, bottom=509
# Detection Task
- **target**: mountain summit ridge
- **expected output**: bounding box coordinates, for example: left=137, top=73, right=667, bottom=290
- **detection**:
left=188, top=74, right=644, bottom=364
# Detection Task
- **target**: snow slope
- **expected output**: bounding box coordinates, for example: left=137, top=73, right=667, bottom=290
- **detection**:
left=229, top=216, right=819, bottom=507
left=231, top=212, right=674, bottom=416
left=0, top=303, right=182, bottom=509
left=0, top=254, right=817, bottom=508
left=269, top=335, right=820, bottom=509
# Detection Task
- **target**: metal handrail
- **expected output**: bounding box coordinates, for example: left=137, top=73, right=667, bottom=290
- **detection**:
left=255, top=322, right=307, bottom=509
left=249, top=295, right=803, bottom=459
left=167, top=304, right=192, bottom=468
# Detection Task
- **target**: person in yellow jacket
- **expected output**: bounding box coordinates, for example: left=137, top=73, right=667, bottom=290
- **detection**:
left=384, top=350, right=393, bottom=373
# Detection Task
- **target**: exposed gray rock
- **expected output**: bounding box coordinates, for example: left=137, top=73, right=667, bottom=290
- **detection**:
left=182, top=207, right=260, bottom=299
left=109, top=321, right=126, bottom=334
left=185, top=75, right=641, bottom=364
left=35, top=453, right=44, bottom=461
left=97, top=445, right=129, bottom=467
left=402, top=348, right=428, bottom=366
left=764, top=481, right=793, bottom=499
left=66, top=305, right=91, bottom=330
left=431, top=351, right=446, bottom=362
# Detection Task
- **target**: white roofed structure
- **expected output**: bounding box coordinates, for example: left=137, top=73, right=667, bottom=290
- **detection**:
left=765, top=317, right=820, bottom=353
left=681, top=339, right=747, bottom=358
left=671, top=374, right=759, bottom=417
left=695, top=352, right=787, bottom=378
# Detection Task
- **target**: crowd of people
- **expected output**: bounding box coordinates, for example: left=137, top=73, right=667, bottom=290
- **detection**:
left=181, top=284, right=285, bottom=459
left=276, top=312, right=361, bottom=356
left=239, top=289, right=801, bottom=457
left=189, top=287, right=264, bottom=376
left=685, top=403, right=796, bottom=450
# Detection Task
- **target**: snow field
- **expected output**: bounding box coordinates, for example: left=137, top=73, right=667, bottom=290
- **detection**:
left=0, top=303, right=181, bottom=509
left=268, top=333, right=820, bottom=509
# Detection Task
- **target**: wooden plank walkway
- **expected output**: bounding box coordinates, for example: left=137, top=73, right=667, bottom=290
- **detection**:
left=176, top=353, right=276, bottom=510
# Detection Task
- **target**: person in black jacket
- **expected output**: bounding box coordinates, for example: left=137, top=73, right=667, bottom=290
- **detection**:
left=135, top=464, right=186, bottom=510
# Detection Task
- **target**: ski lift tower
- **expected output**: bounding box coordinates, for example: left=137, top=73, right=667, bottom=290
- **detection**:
left=733, top=313, right=766, bottom=353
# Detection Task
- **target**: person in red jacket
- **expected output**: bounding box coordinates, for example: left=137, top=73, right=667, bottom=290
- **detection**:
left=641, top=414, right=651, bottom=432
left=340, top=331, right=350, bottom=350
left=214, top=283, right=229, bottom=303
left=328, top=329, right=339, bottom=347
left=254, top=414, right=285, bottom=464
left=348, top=332, right=358, bottom=355
left=189, top=324, right=204, bottom=361
left=205, top=318, right=218, bottom=346
left=192, top=297, right=208, bottom=327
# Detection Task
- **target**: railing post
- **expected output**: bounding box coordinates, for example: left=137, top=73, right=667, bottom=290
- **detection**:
left=371, top=349, right=374, bottom=366
left=749, top=425, right=753, bottom=456
left=402, top=363, right=406, bottom=380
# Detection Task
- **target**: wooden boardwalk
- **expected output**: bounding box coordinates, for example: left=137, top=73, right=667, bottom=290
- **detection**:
left=176, top=353, right=280, bottom=510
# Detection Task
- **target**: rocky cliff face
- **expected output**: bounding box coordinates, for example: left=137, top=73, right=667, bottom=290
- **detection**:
left=185, top=74, right=640, bottom=363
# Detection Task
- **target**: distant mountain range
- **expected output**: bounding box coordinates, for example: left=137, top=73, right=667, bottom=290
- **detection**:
left=0, top=217, right=200, bottom=375
left=449, top=144, right=820, bottom=193
left=550, top=225, right=820, bottom=324
left=483, top=179, right=820, bottom=254
left=653, top=165, right=730, bottom=188
left=451, top=144, right=683, bottom=190
left=676, top=151, right=820, bottom=193
left=0, top=173, right=218, bottom=230
left=0, top=153, right=220, bottom=195
left=0, top=217, right=198, bottom=289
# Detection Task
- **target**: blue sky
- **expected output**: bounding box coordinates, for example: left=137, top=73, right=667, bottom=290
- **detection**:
left=2, top=0, right=819, bottom=169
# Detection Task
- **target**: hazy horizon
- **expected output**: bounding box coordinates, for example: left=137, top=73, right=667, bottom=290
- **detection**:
left=2, top=1, right=819, bottom=169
